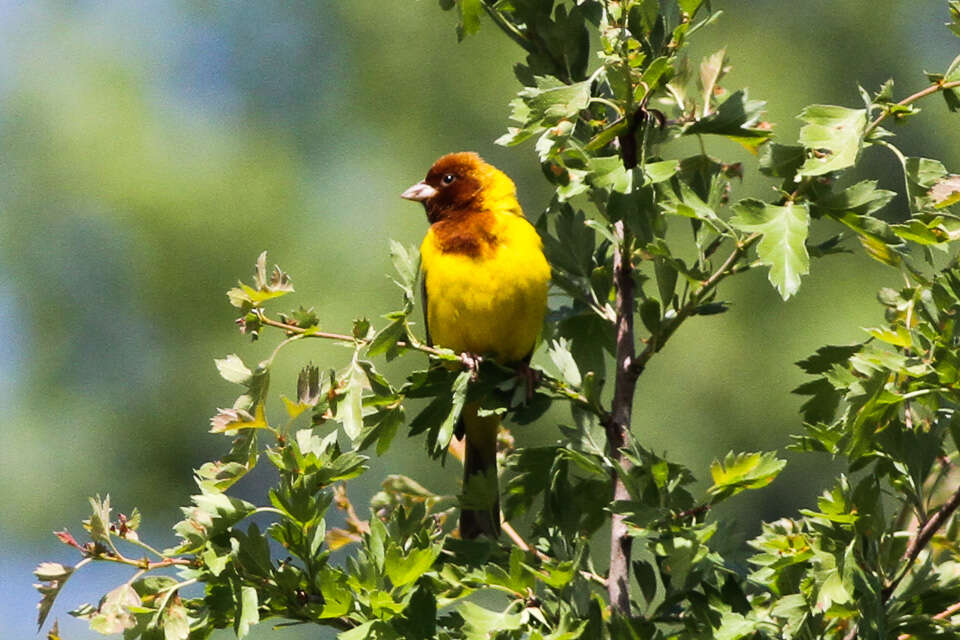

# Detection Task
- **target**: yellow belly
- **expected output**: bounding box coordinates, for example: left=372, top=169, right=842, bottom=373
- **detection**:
left=421, top=214, right=550, bottom=363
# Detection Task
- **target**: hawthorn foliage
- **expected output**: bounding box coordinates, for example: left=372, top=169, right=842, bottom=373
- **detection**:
left=35, top=1, right=960, bottom=639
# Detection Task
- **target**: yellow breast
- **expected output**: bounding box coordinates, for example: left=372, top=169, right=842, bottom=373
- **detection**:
left=421, top=212, right=550, bottom=363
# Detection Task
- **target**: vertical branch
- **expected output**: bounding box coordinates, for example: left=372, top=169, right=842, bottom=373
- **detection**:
left=607, top=218, right=639, bottom=613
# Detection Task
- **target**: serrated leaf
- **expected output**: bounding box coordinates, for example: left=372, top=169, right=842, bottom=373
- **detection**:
left=337, top=355, right=367, bottom=441
left=438, top=371, right=471, bottom=453
left=814, top=180, right=896, bottom=217
left=548, top=338, right=581, bottom=386
left=34, top=562, right=77, bottom=630
left=389, top=240, right=419, bottom=300
left=384, top=543, right=441, bottom=588
left=459, top=602, right=524, bottom=638
left=708, top=451, right=786, bottom=501
left=699, top=48, right=728, bottom=116
left=758, top=143, right=805, bottom=178
left=864, top=325, right=912, bottom=347
left=797, top=105, right=867, bottom=176
left=456, top=0, right=483, bottom=40
left=731, top=199, right=810, bottom=299
left=686, top=89, right=771, bottom=151
left=501, top=76, right=592, bottom=148
left=367, top=317, right=406, bottom=358
left=86, top=495, right=112, bottom=546
left=317, top=568, right=354, bottom=618
left=228, top=252, right=294, bottom=308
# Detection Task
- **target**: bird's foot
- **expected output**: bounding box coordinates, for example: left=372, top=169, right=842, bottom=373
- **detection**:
left=460, top=352, right=483, bottom=381
left=515, top=362, right=541, bottom=402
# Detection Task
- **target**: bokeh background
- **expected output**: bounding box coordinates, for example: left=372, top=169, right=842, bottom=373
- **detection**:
left=2, top=1, right=958, bottom=638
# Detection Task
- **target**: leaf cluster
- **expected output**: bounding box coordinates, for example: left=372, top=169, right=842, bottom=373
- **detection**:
left=33, top=2, right=960, bottom=639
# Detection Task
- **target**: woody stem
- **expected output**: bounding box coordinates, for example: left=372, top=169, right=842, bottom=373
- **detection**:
left=606, top=219, right=638, bottom=613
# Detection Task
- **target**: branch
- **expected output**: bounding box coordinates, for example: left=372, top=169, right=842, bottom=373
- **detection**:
left=257, top=312, right=605, bottom=417
left=864, top=79, right=960, bottom=139
left=631, top=233, right=760, bottom=375
left=883, top=482, right=960, bottom=600
left=606, top=219, right=638, bottom=613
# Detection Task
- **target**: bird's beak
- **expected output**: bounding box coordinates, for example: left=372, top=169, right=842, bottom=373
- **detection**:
left=401, top=181, right=437, bottom=202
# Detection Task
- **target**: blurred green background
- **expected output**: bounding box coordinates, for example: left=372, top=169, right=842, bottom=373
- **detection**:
left=2, top=2, right=958, bottom=638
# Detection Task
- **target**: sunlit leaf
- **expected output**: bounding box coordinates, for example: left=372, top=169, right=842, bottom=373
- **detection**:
left=731, top=199, right=810, bottom=299
left=709, top=451, right=786, bottom=501
left=797, top=105, right=867, bottom=176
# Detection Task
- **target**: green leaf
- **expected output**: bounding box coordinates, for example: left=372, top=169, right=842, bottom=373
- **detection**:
left=88, top=585, right=140, bottom=635
left=227, top=251, right=294, bottom=308
left=797, top=105, right=867, bottom=176
left=86, top=494, right=112, bottom=547
left=367, top=317, right=406, bottom=359
left=392, top=586, right=436, bottom=640
left=171, top=491, right=257, bottom=553
left=389, top=240, right=419, bottom=304
left=161, top=599, right=190, bottom=640
left=337, top=355, right=367, bottom=442
left=943, top=53, right=960, bottom=111
left=950, top=1, right=960, bottom=38
left=731, top=199, right=811, bottom=299
left=235, top=585, right=259, bottom=639
left=639, top=297, right=661, bottom=334
left=699, top=48, right=728, bottom=116
left=903, top=156, right=950, bottom=213
left=498, top=76, right=592, bottom=147
left=316, top=567, right=354, bottom=618
left=813, top=180, right=896, bottom=218
left=685, top=89, right=771, bottom=151
left=548, top=338, right=582, bottom=386
left=708, top=451, right=786, bottom=501
left=339, top=621, right=398, bottom=640
left=459, top=602, right=523, bottom=639
left=384, top=543, right=441, bottom=588
left=758, top=143, right=805, bottom=178
left=456, top=0, right=484, bottom=41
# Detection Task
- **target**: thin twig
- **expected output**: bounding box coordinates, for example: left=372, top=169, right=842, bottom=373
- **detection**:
left=883, top=483, right=960, bottom=600
left=258, top=312, right=604, bottom=417
left=631, top=233, right=761, bottom=374
left=864, top=79, right=960, bottom=139
left=897, top=600, right=960, bottom=640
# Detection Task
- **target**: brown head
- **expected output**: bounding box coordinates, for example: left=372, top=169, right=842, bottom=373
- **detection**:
left=401, top=152, right=518, bottom=223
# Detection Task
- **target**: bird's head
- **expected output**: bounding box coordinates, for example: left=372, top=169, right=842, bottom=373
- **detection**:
left=401, top=152, right=518, bottom=223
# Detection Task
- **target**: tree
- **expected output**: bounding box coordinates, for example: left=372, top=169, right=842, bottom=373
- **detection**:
left=34, top=1, right=960, bottom=638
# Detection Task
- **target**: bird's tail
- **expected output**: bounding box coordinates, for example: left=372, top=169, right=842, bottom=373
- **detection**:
left=459, top=402, right=501, bottom=539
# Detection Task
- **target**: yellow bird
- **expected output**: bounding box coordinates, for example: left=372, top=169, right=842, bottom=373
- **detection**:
left=401, top=152, right=550, bottom=538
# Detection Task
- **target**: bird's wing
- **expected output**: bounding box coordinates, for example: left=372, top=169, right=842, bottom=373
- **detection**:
left=421, top=272, right=432, bottom=347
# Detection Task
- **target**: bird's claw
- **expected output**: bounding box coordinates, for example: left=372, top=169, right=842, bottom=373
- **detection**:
left=515, top=362, right=540, bottom=402
left=460, top=352, right=483, bottom=381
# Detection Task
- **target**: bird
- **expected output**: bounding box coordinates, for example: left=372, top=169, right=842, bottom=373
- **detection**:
left=401, top=152, right=550, bottom=538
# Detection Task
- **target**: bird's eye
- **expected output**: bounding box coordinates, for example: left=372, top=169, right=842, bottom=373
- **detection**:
left=442, top=173, right=456, bottom=185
